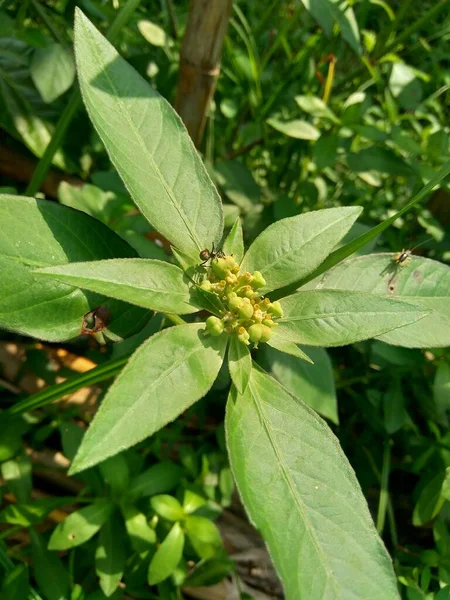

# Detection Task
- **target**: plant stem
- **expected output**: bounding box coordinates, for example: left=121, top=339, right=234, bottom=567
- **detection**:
left=270, top=158, right=450, bottom=300
left=25, top=89, right=81, bottom=197
left=382, top=0, right=450, bottom=56
left=376, top=440, right=391, bottom=534
left=8, top=356, right=128, bottom=415
left=25, top=0, right=144, bottom=197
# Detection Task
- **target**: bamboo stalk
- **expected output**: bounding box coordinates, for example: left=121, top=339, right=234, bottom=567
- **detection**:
left=175, top=0, right=232, bottom=147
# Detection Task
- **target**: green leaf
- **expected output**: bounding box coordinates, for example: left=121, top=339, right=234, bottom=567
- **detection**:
left=222, top=217, right=244, bottom=264
left=184, top=558, right=234, bottom=587
left=1, top=453, right=32, bottom=503
left=384, top=378, right=409, bottom=434
left=0, top=415, right=27, bottom=462
left=0, top=564, right=29, bottom=600
left=95, top=514, right=126, bottom=597
left=266, top=337, right=313, bottom=363
left=0, top=195, right=146, bottom=342
left=121, top=504, right=156, bottom=551
left=267, top=118, right=320, bottom=140
left=48, top=502, right=114, bottom=550
left=127, top=461, right=182, bottom=499
left=30, top=529, right=70, bottom=600
left=36, top=259, right=199, bottom=315
left=228, top=336, right=252, bottom=394
left=309, top=254, right=450, bottom=347
left=226, top=367, right=400, bottom=600
left=137, top=20, right=171, bottom=47
left=413, top=473, right=445, bottom=527
left=74, top=10, right=223, bottom=260
left=241, top=207, right=362, bottom=293
left=215, top=160, right=260, bottom=212
left=261, top=345, right=338, bottom=423
left=99, top=454, right=130, bottom=496
left=277, top=290, right=427, bottom=346
left=185, top=516, right=222, bottom=559
left=30, top=43, right=75, bottom=103
left=295, top=95, right=339, bottom=122
left=347, top=147, right=413, bottom=176
left=0, top=38, right=69, bottom=169
left=70, top=324, right=227, bottom=473
left=0, top=497, right=73, bottom=526
left=150, top=495, right=185, bottom=521
left=434, top=362, right=450, bottom=419
left=148, top=522, right=184, bottom=585
left=389, top=63, right=422, bottom=110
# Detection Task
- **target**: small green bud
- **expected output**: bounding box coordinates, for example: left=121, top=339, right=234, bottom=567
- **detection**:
left=268, top=301, right=283, bottom=318
left=263, top=318, right=277, bottom=328
left=200, top=280, right=212, bottom=292
left=248, top=323, right=272, bottom=346
left=251, top=271, right=266, bottom=289
left=205, top=316, right=224, bottom=336
left=211, top=256, right=236, bottom=279
left=237, top=327, right=250, bottom=345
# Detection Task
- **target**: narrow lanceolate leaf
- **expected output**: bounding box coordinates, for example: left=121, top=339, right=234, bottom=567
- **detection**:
left=36, top=259, right=199, bottom=315
left=48, top=502, right=114, bottom=550
left=0, top=195, right=146, bottom=341
left=30, top=529, right=70, bottom=600
left=308, top=254, right=450, bottom=348
left=96, top=514, right=126, bottom=597
left=241, top=207, right=362, bottom=293
left=222, top=217, right=245, bottom=264
left=226, top=367, right=400, bottom=600
left=266, top=337, right=313, bottom=363
left=70, top=324, right=227, bottom=473
left=74, top=10, right=223, bottom=261
left=228, top=336, right=252, bottom=394
left=148, top=522, right=184, bottom=585
left=277, top=290, right=427, bottom=346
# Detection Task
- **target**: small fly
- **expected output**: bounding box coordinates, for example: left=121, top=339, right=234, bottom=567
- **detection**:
left=393, top=237, right=432, bottom=267
left=199, top=243, right=225, bottom=266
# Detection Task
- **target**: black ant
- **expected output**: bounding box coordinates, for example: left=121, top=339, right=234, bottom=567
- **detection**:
left=199, top=243, right=225, bottom=266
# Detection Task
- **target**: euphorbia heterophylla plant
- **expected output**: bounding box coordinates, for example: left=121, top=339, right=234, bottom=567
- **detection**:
left=4, top=9, right=450, bottom=599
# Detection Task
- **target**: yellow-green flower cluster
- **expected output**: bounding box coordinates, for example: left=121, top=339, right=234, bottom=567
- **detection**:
left=201, top=255, right=283, bottom=347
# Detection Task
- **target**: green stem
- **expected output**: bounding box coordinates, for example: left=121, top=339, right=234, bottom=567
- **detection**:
left=376, top=440, right=391, bottom=534
left=382, top=0, right=450, bottom=56
left=270, top=158, right=450, bottom=300
left=8, top=356, right=128, bottom=415
left=25, top=0, right=144, bottom=197
left=25, top=89, right=81, bottom=197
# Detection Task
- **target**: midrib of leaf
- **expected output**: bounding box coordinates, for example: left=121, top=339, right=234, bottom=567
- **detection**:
left=1, top=254, right=49, bottom=268
left=83, top=33, right=203, bottom=253
left=253, top=212, right=355, bottom=276
left=49, top=275, right=190, bottom=300
left=75, top=336, right=212, bottom=467
left=249, top=377, right=339, bottom=596
left=280, top=310, right=420, bottom=322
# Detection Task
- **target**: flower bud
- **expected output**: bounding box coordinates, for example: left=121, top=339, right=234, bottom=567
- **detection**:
left=237, top=326, right=250, bottom=345
left=251, top=271, right=266, bottom=289
left=211, top=256, right=236, bottom=279
left=205, top=316, right=224, bottom=336
left=200, top=280, right=212, bottom=292
left=248, top=323, right=272, bottom=346
left=268, top=301, right=283, bottom=318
